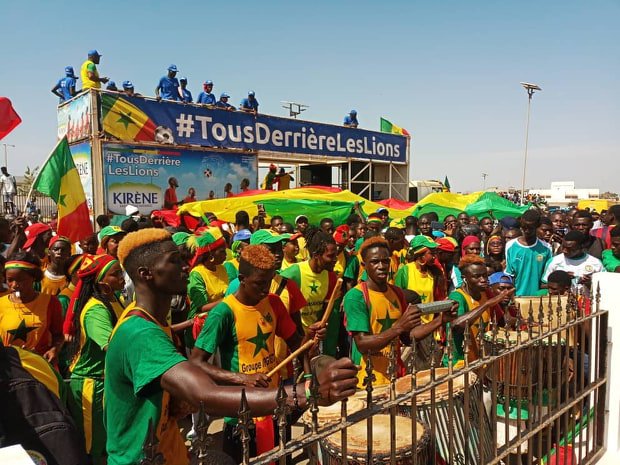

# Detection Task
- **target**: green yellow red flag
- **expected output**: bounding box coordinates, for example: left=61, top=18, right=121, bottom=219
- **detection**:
left=380, top=117, right=410, bottom=136
left=33, top=137, right=93, bottom=242
left=101, top=93, right=157, bottom=142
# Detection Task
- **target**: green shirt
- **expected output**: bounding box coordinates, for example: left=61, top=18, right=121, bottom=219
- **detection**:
left=105, top=314, right=187, bottom=465
left=602, top=249, right=620, bottom=272
left=70, top=298, right=116, bottom=378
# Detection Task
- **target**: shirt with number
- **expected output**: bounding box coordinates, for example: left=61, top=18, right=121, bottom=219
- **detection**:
left=505, top=238, right=553, bottom=296
left=56, top=76, right=76, bottom=102
left=344, top=284, right=405, bottom=387
left=105, top=312, right=188, bottom=465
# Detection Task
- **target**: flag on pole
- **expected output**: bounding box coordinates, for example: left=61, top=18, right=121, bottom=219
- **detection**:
left=0, top=97, right=22, bottom=140
left=33, top=137, right=93, bottom=242
left=380, top=117, right=410, bottom=136
left=443, top=176, right=451, bottom=192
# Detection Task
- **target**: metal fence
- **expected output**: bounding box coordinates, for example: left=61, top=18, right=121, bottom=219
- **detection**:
left=180, top=288, right=608, bottom=465
left=2, top=193, right=57, bottom=220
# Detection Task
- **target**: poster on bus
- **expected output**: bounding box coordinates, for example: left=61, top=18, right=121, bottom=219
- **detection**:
left=69, top=142, right=94, bottom=215
left=102, top=144, right=257, bottom=215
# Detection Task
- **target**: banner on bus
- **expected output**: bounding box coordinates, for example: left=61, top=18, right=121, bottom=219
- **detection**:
left=100, top=92, right=407, bottom=163
left=102, top=144, right=257, bottom=215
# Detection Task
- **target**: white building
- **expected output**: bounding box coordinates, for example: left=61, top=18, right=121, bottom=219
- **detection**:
left=529, top=181, right=600, bottom=206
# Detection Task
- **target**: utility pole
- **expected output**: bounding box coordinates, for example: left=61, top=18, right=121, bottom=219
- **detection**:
left=519, top=82, right=542, bottom=204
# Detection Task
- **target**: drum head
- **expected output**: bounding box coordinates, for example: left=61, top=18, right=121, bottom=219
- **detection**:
left=323, top=415, right=428, bottom=459
left=395, top=368, right=478, bottom=403
left=302, top=397, right=365, bottom=426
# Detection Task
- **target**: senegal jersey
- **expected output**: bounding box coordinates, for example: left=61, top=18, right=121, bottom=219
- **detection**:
left=446, top=289, right=491, bottom=366
left=389, top=249, right=408, bottom=284
left=344, top=284, right=406, bottom=387
left=7, top=344, right=66, bottom=402
left=394, top=262, right=435, bottom=323
left=105, top=311, right=188, bottom=465
left=280, top=261, right=337, bottom=332
left=70, top=297, right=119, bottom=378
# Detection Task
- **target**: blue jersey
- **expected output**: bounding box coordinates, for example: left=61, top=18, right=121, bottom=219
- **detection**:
left=157, top=76, right=180, bottom=100
left=181, top=88, right=192, bottom=103
left=216, top=100, right=234, bottom=109
left=56, top=76, right=76, bottom=102
left=240, top=97, right=259, bottom=111
left=197, top=92, right=216, bottom=105
left=344, top=115, right=358, bottom=126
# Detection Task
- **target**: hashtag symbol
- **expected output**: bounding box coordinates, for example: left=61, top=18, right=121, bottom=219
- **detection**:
left=176, top=114, right=195, bottom=138
left=106, top=153, right=114, bottom=163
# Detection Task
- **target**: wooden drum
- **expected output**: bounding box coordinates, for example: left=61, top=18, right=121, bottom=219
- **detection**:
left=301, top=397, right=365, bottom=427
left=320, top=415, right=430, bottom=465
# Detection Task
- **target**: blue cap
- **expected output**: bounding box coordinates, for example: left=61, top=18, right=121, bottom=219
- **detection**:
left=489, top=272, right=514, bottom=286
left=180, top=76, right=188, bottom=82
left=88, top=49, right=101, bottom=57
left=122, top=80, right=134, bottom=89
left=431, top=230, right=446, bottom=238
left=106, top=81, right=117, bottom=89
left=220, top=92, right=230, bottom=98
left=350, top=109, right=357, bottom=115
left=204, top=80, right=213, bottom=86
left=167, top=64, right=178, bottom=72
left=248, top=90, right=255, bottom=97
left=232, top=230, right=252, bottom=241
left=500, top=216, right=519, bottom=229
left=64, top=66, right=76, bottom=76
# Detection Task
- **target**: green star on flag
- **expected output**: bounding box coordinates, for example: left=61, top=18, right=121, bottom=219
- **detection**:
left=248, top=324, right=272, bottom=357
left=117, top=111, right=134, bottom=129
left=58, top=194, right=67, bottom=207
left=8, top=319, right=36, bottom=342
left=419, top=294, right=428, bottom=302
left=309, top=281, right=319, bottom=294
left=376, top=311, right=396, bottom=331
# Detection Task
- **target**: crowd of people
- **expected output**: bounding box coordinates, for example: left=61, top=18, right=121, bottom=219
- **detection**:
left=498, top=190, right=547, bottom=206
left=51, top=50, right=360, bottom=126
left=1, top=198, right=619, bottom=465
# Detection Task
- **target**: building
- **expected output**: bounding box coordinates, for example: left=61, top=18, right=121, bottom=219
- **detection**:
left=529, top=181, right=600, bottom=207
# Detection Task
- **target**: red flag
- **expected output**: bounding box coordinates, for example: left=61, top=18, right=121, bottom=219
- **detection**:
left=0, top=97, right=22, bottom=140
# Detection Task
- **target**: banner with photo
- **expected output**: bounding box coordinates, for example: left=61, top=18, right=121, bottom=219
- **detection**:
left=100, top=92, right=408, bottom=163
left=102, top=143, right=257, bottom=215
left=57, top=92, right=91, bottom=142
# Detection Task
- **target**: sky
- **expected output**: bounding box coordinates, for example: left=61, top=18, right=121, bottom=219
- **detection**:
left=1, top=0, right=619, bottom=194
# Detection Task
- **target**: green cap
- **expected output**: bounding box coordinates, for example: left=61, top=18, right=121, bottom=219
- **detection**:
left=250, top=229, right=291, bottom=245
left=409, top=235, right=438, bottom=254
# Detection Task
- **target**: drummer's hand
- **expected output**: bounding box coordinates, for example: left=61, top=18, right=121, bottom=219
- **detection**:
left=240, top=373, right=271, bottom=388
left=394, top=304, right=421, bottom=333
left=306, top=321, right=327, bottom=342
left=317, top=358, right=359, bottom=406
left=578, top=273, right=593, bottom=286
left=441, top=302, right=459, bottom=324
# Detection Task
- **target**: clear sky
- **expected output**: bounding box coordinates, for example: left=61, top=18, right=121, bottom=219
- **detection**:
left=1, top=0, right=618, bottom=193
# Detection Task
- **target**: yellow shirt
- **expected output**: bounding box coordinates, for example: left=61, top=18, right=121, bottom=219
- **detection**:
left=80, top=59, right=100, bottom=90
left=40, top=270, right=68, bottom=296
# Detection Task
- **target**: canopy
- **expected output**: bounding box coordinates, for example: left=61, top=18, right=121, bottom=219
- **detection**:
left=412, top=191, right=529, bottom=221
left=177, top=187, right=414, bottom=225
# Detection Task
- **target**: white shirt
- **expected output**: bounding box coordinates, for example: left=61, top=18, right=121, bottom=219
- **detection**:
left=542, top=252, right=604, bottom=293
left=0, top=174, right=16, bottom=195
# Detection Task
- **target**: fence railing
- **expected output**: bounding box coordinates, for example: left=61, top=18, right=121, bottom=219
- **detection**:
left=2, top=193, right=57, bottom=220
left=180, top=287, right=607, bottom=465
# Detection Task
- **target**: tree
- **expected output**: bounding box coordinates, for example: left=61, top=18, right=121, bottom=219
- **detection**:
left=18, top=165, right=40, bottom=195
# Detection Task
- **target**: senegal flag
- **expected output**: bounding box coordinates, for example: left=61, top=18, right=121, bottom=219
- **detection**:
left=33, top=137, right=93, bottom=242
left=101, top=93, right=157, bottom=142
left=380, top=117, right=410, bottom=136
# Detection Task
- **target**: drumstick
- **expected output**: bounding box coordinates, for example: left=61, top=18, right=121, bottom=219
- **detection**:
left=319, top=278, right=343, bottom=327
left=266, top=339, right=315, bottom=378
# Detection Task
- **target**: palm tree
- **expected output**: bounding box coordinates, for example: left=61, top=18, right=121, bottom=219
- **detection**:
left=18, top=166, right=40, bottom=195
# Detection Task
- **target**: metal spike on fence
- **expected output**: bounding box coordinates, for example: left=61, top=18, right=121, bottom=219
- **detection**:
left=408, top=336, right=416, bottom=375
left=446, top=322, right=454, bottom=369
left=476, top=317, right=485, bottom=360
left=527, top=301, right=534, bottom=339
left=595, top=282, right=601, bottom=313
left=364, top=350, right=376, bottom=407
left=309, top=371, right=320, bottom=434
left=274, top=381, right=289, bottom=456
left=556, top=293, right=563, bottom=328
left=537, top=296, right=545, bottom=336
left=388, top=340, right=397, bottom=401
left=292, top=358, right=301, bottom=410
left=139, top=419, right=164, bottom=465
left=236, top=389, right=253, bottom=465
left=190, top=402, right=213, bottom=464
left=547, top=293, right=554, bottom=334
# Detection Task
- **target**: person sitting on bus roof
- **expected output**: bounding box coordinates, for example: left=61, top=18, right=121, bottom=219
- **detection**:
left=216, top=92, right=235, bottom=110
left=179, top=77, right=193, bottom=103
left=51, top=66, right=78, bottom=103
left=197, top=80, right=216, bottom=105
left=156, top=64, right=181, bottom=101
left=240, top=91, right=259, bottom=114
left=106, top=81, right=118, bottom=91
left=344, top=110, right=359, bottom=128
left=122, top=81, right=141, bottom=97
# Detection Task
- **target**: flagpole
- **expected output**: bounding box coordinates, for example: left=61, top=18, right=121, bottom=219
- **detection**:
left=24, top=137, right=66, bottom=218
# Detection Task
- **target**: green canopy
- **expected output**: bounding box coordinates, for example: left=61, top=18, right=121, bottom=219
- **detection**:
left=412, top=191, right=529, bottom=221
left=256, top=199, right=357, bottom=226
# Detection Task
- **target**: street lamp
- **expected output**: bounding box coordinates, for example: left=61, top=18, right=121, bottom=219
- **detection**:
left=520, top=82, right=541, bottom=204
left=2, top=144, right=15, bottom=169
left=281, top=101, right=309, bottom=119
left=482, top=173, right=488, bottom=191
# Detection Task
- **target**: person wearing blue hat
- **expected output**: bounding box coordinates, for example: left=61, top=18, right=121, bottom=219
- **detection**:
left=343, top=109, right=359, bottom=128
left=179, top=77, right=192, bottom=103
left=80, top=49, right=109, bottom=90
left=51, top=66, right=78, bottom=103
left=155, top=64, right=181, bottom=101
left=122, top=80, right=141, bottom=97
left=106, top=81, right=118, bottom=91
left=216, top=92, right=235, bottom=110
left=239, top=90, right=259, bottom=114
left=197, top=80, right=215, bottom=105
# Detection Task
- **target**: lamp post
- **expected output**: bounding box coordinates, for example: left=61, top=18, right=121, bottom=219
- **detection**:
left=482, top=173, right=488, bottom=191
left=2, top=144, right=15, bottom=169
left=519, top=82, right=541, bottom=204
